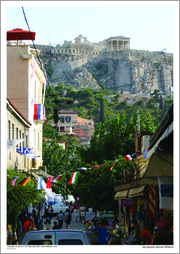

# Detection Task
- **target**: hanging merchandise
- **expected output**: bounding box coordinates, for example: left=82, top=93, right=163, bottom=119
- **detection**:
left=146, top=185, right=156, bottom=217
left=69, top=172, right=79, bottom=184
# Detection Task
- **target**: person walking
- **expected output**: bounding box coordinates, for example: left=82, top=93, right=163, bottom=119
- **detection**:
left=64, top=209, right=72, bottom=229
left=73, top=204, right=78, bottom=222
left=52, top=221, right=60, bottom=229
left=23, top=217, right=33, bottom=234
left=56, top=210, right=64, bottom=229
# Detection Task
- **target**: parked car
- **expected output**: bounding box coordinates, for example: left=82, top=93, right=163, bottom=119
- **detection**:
left=20, top=229, right=91, bottom=245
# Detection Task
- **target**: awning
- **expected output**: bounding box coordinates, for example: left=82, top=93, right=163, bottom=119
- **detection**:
left=143, top=149, right=173, bottom=177
left=128, top=185, right=146, bottom=198
left=133, top=154, right=150, bottom=179
left=114, top=190, right=129, bottom=200
left=147, top=122, right=173, bottom=159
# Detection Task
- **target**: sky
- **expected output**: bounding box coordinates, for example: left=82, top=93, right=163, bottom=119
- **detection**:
left=3, top=1, right=179, bottom=53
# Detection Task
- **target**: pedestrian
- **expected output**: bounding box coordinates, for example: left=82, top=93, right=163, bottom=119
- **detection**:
left=77, top=209, right=80, bottom=222
left=79, top=209, right=82, bottom=222
left=52, top=221, right=60, bottom=229
left=36, top=213, right=43, bottom=230
left=81, top=208, right=85, bottom=221
left=73, top=204, right=77, bottom=222
left=64, top=209, right=72, bottom=229
left=7, top=224, right=13, bottom=245
left=56, top=210, right=64, bottom=229
left=23, top=217, right=33, bottom=234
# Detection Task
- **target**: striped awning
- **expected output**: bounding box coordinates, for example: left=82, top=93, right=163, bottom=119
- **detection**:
left=128, top=185, right=146, bottom=198
left=114, top=189, right=129, bottom=200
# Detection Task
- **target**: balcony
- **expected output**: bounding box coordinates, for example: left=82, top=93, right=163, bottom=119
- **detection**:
left=34, top=104, right=46, bottom=124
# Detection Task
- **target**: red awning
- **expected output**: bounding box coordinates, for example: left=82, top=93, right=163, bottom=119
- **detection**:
left=7, top=28, right=36, bottom=41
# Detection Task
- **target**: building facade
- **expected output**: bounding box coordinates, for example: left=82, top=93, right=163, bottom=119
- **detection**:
left=7, top=44, right=46, bottom=170
left=7, top=97, right=31, bottom=171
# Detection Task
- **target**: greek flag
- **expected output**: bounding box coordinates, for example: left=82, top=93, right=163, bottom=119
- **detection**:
left=37, top=177, right=42, bottom=189
left=108, top=218, right=113, bottom=227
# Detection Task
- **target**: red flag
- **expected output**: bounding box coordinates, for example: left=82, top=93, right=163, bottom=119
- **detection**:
left=46, top=176, right=53, bottom=188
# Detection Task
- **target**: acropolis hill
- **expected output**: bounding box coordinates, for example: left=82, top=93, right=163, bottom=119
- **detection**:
left=29, top=34, right=173, bottom=98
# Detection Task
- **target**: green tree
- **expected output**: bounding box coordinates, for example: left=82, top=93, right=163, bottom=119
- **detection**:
left=100, top=96, right=105, bottom=123
left=7, top=169, right=42, bottom=241
left=42, top=138, right=80, bottom=196
left=74, top=155, right=134, bottom=213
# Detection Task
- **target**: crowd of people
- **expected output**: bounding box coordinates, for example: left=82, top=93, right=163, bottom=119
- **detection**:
left=7, top=201, right=88, bottom=244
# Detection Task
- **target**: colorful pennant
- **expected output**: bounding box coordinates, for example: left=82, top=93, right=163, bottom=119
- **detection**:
left=11, top=176, right=19, bottom=186
left=124, top=154, right=136, bottom=161
left=108, top=159, right=118, bottom=171
left=69, top=172, right=79, bottom=184
left=37, top=177, right=42, bottom=189
left=53, top=174, right=65, bottom=185
left=19, top=177, right=30, bottom=186
left=46, top=176, right=53, bottom=188
left=16, top=148, right=31, bottom=155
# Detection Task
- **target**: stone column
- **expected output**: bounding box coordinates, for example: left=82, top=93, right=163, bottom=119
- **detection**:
left=123, top=41, right=124, bottom=50
left=117, top=40, right=118, bottom=50
left=111, top=41, right=113, bottom=51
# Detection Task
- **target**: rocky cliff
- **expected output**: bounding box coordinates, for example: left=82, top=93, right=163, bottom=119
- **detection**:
left=37, top=45, right=173, bottom=97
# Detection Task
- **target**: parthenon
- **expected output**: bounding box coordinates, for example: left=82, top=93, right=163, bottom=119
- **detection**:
left=107, top=35, right=130, bottom=51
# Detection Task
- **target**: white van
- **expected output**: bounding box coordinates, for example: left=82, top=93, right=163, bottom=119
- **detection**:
left=51, top=194, right=69, bottom=214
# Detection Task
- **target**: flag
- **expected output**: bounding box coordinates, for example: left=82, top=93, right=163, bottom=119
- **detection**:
left=16, top=148, right=31, bottom=155
left=158, top=176, right=173, bottom=209
left=69, top=172, right=79, bottom=184
left=46, top=176, right=53, bottom=188
left=11, top=176, right=19, bottom=186
left=78, top=167, right=91, bottom=170
left=143, top=148, right=149, bottom=159
left=20, top=177, right=30, bottom=186
left=108, top=159, right=118, bottom=171
left=37, top=177, right=42, bottom=189
left=7, top=139, right=26, bottom=154
left=34, top=104, right=43, bottom=120
left=108, top=218, right=113, bottom=227
left=92, top=164, right=105, bottom=168
left=124, top=154, right=136, bottom=161
left=53, top=174, right=65, bottom=184
left=7, top=175, right=10, bottom=178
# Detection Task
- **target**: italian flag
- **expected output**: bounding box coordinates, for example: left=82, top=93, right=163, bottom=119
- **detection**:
left=69, top=172, right=79, bottom=184
left=108, top=159, right=118, bottom=171
left=53, top=174, right=65, bottom=185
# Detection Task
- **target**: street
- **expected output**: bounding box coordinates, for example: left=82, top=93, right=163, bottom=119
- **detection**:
left=44, top=209, right=95, bottom=231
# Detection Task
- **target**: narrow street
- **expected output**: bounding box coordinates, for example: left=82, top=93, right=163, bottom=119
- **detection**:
left=44, top=209, right=95, bottom=231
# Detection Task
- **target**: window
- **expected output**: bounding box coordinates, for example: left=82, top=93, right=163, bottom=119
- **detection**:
left=57, top=127, right=59, bottom=132
left=16, top=128, right=18, bottom=147
left=26, top=135, right=28, bottom=148
left=60, top=116, right=64, bottom=123
left=38, top=132, right=40, bottom=150
left=60, top=127, right=64, bottom=132
left=34, top=81, right=36, bottom=104
left=19, top=130, right=21, bottom=148
left=12, top=124, right=14, bottom=140
left=8, top=121, right=11, bottom=140
left=22, top=133, right=24, bottom=148
left=65, top=116, right=71, bottom=123
left=28, top=240, right=52, bottom=245
left=58, top=239, right=83, bottom=245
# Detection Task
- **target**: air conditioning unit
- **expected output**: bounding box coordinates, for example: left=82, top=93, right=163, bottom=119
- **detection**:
left=38, top=166, right=46, bottom=172
left=31, top=158, right=37, bottom=168
left=141, top=135, right=150, bottom=153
